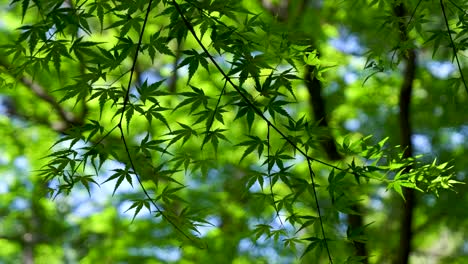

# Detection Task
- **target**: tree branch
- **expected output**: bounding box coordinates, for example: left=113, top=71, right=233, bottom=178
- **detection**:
left=0, top=60, right=82, bottom=131
left=19, top=77, right=78, bottom=124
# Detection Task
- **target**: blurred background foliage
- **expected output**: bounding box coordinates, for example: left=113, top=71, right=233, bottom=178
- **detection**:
left=0, top=0, right=467, bottom=263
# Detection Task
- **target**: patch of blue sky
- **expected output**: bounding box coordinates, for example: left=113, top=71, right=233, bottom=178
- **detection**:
left=196, top=215, right=221, bottom=237
left=450, top=131, right=464, bottom=146
left=0, top=96, right=8, bottom=115
left=345, top=119, right=361, bottom=131
left=330, top=29, right=364, bottom=55
left=426, top=61, right=455, bottom=79
left=0, top=154, right=32, bottom=194
left=139, top=70, right=163, bottom=84
left=370, top=187, right=389, bottom=211
left=238, top=237, right=293, bottom=264
left=11, top=197, right=29, bottom=210
left=412, top=134, right=432, bottom=154
left=0, top=181, right=8, bottom=194
left=153, top=247, right=182, bottom=262
left=66, top=159, right=134, bottom=218
left=457, top=171, right=466, bottom=181
left=128, top=246, right=181, bottom=262
left=271, top=212, right=295, bottom=234
left=13, top=155, right=29, bottom=172
left=344, top=111, right=369, bottom=132
left=238, top=237, right=254, bottom=253
left=344, top=71, right=358, bottom=84
left=463, top=241, right=468, bottom=254
left=248, top=179, right=263, bottom=193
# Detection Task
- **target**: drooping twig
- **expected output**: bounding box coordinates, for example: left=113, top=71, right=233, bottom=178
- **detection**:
left=170, top=1, right=335, bottom=261
left=116, top=0, right=202, bottom=246
left=440, top=0, right=468, bottom=95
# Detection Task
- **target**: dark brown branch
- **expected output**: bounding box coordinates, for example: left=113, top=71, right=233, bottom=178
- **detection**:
left=20, top=77, right=78, bottom=124
left=0, top=60, right=81, bottom=131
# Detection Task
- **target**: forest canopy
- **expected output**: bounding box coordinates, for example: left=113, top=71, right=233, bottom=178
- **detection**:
left=0, top=0, right=467, bottom=263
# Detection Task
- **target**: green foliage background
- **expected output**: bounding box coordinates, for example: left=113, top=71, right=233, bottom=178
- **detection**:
left=0, top=0, right=467, bottom=263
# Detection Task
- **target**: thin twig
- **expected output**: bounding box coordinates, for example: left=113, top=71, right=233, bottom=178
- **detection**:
left=116, top=0, right=201, bottom=245
left=440, top=0, right=468, bottom=95
left=170, top=0, right=342, bottom=172
left=170, top=1, right=334, bottom=261
left=307, top=158, right=333, bottom=263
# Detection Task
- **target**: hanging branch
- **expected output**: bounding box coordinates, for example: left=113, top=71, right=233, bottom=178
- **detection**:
left=169, top=1, right=341, bottom=171
left=116, top=0, right=202, bottom=246
left=0, top=60, right=79, bottom=131
left=440, top=0, right=468, bottom=95
left=306, top=158, right=333, bottom=263
left=263, top=0, right=363, bottom=261
left=170, top=1, right=335, bottom=261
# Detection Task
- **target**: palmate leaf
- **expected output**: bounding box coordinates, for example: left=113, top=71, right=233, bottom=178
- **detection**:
left=229, top=54, right=262, bottom=86
left=266, top=99, right=292, bottom=120
left=245, top=170, right=266, bottom=190
left=193, top=107, right=227, bottom=128
left=155, top=185, right=187, bottom=204
left=125, top=199, right=151, bottom=222
left=177, top=49, right=210, bottom=82
left=263, top=148, right=294, bottom=171
left=87, top=0, right=113, bottom=31
left=136, top=79, right=166, bottom=104
left=283, top=237, right=302, bottom=252
left=201, top=128, right=230, bottom=152
left=101, top=167, right=133, bottom=195
left=301, top=237, right=326, bottom=258
left=69, top=37, right=104, bottom=59
left=235, top=135, right=266, bottom=162
left=253, top=224, right=272, bottom=240
left=146, top=31, right=174, bottom=62
left=165, top=122, right=198, bottom=149
left=10, top=0, right=29, bottom=21
left=17, top=24, right=48, bottom=54
left=57, top=81, right=92, bottom=104
left=112, top=36, right=138, bottom=63
left=137, top=133, right=170, bottom=157
left=43, top=41, right=73, bottom=73
left=144, top=105, right=171, bottom=131
left=253, top=72, right=283, bottom=98
left=106, top=12, right=144, bottom=37
left=6, top=0, right=466, bottom=260
left=74, top=174, right=100, bottom=196
left=80, top=119, right=105, bottom=142
left=296, top=215, right=318, bottom=234
left=275, top=69, right=299, bottom=99
left=88, top=86, right=124, bottom=117
left=173, top=85, right=210, bottom=113
left=170, top=152, right=192, bottom=173
left=234, top=101, right=256, bottom=132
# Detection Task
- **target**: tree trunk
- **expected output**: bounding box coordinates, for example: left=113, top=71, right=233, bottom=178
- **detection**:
left=393, top=2, right=417, bottom=263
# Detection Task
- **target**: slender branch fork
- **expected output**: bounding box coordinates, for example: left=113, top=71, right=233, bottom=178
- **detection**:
left=170, top=0, right=334, bottom=262
left=440, top=0, right=468, bottom=95
left=116, top=0, right=201, bottom=245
